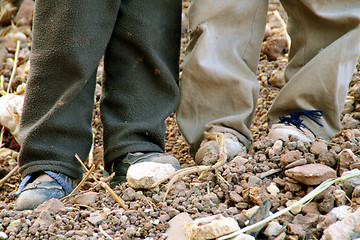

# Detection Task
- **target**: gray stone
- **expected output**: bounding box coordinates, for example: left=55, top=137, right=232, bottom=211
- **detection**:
left=264, top=221, right=283, bottom=237
left=122, top=187, right=136, bottom=201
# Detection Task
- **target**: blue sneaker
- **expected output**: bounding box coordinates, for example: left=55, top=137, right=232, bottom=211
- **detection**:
left=11, top=171, right=78, bottom=211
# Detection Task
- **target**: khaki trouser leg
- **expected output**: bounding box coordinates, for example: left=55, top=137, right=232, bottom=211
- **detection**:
left=177, top=0, right=269, bottom=155
left=268, top=0, right=360, bottom=139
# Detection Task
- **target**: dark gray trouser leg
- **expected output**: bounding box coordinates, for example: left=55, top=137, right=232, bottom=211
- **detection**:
left=101, top=0, right=182, bottom=171
left=18, top=0, right=121, bottom=179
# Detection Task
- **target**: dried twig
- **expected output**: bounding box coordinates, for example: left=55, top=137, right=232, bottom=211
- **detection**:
left=7, top=40, right=20, bottom=93
left=1, top=75, right=5, bottom=92
left=99, top=225, right=114, bottom=240
left=151, top=132, right=227, bottom=200
left=0, top=127, right=5, bottom=148
left=347, top=96, right=360, bottom=101
left=74, top=154, right=127, bottom=209
left=62, top=164, right=96, bottom=203
left=143, top=196, right=155, bottom=211
left=0, top=165, right=19, bottom=187
left=217, top=169, right=360, bottom=240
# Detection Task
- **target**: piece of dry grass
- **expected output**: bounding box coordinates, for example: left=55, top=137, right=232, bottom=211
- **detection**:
left=7, top=40, right=20, bottom=93
left=152, top=132, right=227, bottom=200
left=70, top=154, right=127, bottom=210
left=0, top=164, right=19, bottom=187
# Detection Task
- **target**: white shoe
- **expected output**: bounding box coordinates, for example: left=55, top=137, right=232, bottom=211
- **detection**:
left=268, top=123, right=315, bottom=142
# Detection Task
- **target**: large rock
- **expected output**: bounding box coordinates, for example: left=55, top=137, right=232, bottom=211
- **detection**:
left=185, top=214, right=240, bottom=240
left=284, top=164, right=336, bottom=185
left=166, top=213, right=193, bottom=240
left=321, top=207, right=360, bottom=240
left=127, top=162, right=176, bottom=189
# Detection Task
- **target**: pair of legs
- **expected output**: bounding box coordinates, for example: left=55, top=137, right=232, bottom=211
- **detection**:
left=177, top=0, right=360, bottom=157
left=14, top=0, right=182, bottom=209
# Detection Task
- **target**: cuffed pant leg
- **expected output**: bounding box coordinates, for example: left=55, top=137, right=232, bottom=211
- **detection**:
left=18, top=0, right=121, bottom=179
left=177, top=0, right=269, bottom=155
left=101, top=0, right=182, bottom=170
left=268, top=0, right=360, bottom=139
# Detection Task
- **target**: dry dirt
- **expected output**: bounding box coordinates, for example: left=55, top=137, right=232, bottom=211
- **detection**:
left=1, top=1, right=360, bottom=240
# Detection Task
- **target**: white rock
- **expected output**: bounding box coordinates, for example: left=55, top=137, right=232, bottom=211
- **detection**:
left=272, top=140, right=283, bottom=155
left=87, top=212, right=107, bottom=225
left=286, top=200, right=302, bottom=215
left=127, top=162, right=176, bottom=189
left=317, top=206, right=352, bottom=230
left=185, top=214, right=240, bottom=240
left=267, top=183, right=280, bottom=196
left=166, top=213, right=193, bottom=240
left=329, top=205, right=351, bottom=220
left=0, top=231, right=8, bottom=240
left=321, top=207, right=360, bottom=240
left=264, top=221, right=283, bottom=237
left=245, top=206, right=260, bottom=219
left=0, top=93, right=24, bottom=144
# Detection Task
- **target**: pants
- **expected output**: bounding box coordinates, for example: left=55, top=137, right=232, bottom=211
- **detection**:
left=177, top=0, right=360, bottom=155
left=18, top=0, right=182, bottom=179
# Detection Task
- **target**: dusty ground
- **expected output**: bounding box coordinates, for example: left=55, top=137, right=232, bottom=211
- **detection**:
left=1, top=0, right=360, bottom=239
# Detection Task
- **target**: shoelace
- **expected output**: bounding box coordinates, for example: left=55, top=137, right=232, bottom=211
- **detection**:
left=278, top=110, right=324, bottom=129
left=9, top=171, right=73, bottom=196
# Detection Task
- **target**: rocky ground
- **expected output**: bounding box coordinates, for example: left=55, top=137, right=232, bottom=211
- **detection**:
left=1, top=0, right=360, bottom=239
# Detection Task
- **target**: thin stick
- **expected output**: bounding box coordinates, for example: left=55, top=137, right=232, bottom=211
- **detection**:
left=62, top=164, right=96, bottom=203
left=7, top=40, right=20, bottom=93
left=347, top=96, right=360, bottom=101
left=0, top=127, right=5, bottom=148
left=218, top=169, right=360, bottom=240
left=75, top=154, right=127, bottom=209
left=143, top=196, right=155, bottom=211
left=1, top=75, right=5, bottom=91
left=0, top=165, right=19, bottom=187
left=99, top=225, right=114, bottom=240
left=154, top=132, right=227, bottom=200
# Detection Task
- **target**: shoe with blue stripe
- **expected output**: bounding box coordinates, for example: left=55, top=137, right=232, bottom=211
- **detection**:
left=10, top=171, right=78, bottom=211
left=268, top=110, right=324, bottom=142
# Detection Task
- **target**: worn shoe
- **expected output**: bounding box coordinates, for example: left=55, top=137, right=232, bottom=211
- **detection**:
left=268, top=123, right=315, bottom=142
left=110, top=152, right=180, bottom=189
left=11, top=171, right=78, bottom=211
left=268, top=110, right=324, bottom=143
left=195, top=132, right=246, bottom=166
